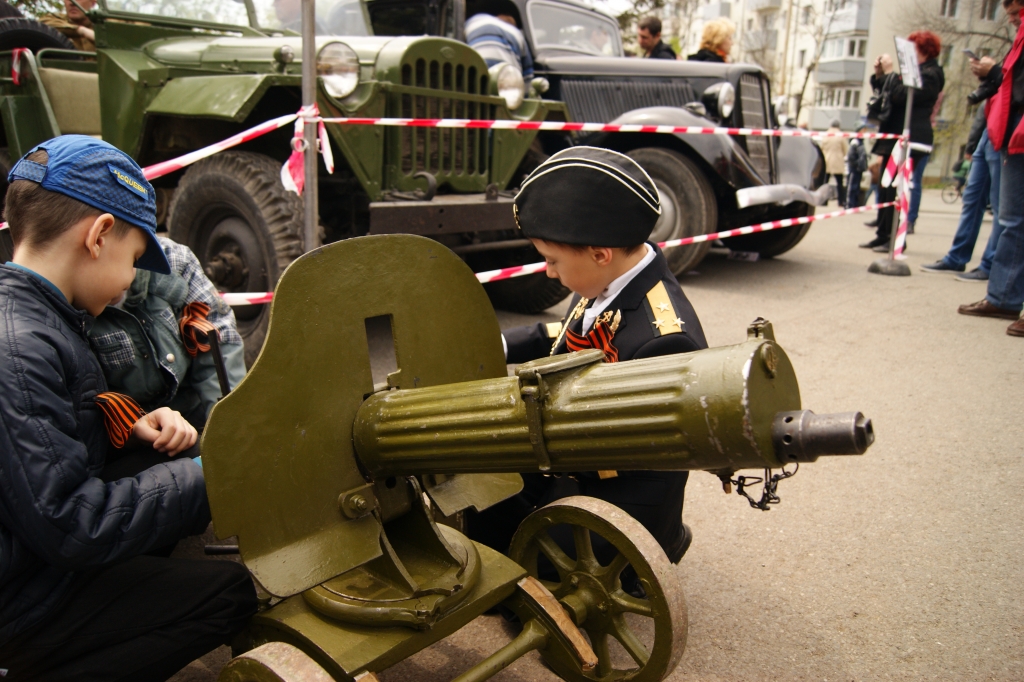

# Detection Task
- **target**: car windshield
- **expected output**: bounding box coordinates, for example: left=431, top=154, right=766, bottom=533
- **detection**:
left=526, top=0, right=622, bottom=57
left=102, top=0, right=372, bottom=35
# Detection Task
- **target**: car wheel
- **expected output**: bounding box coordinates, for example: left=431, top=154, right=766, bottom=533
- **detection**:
left=627, top=148, right=716, bottom=275
left=168, top=151, right=304, bottom=366
left=725, top=203, right=814, bottom=258
left=0, top=18, right=75, bottom=52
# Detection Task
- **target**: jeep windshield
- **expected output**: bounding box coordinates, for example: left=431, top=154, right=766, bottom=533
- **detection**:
left=102, top=0, right=372, bottom=35
left=526, top=0, right=622, bottom=57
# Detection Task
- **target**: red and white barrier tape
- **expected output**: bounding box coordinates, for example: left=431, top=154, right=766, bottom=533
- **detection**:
left=10, top=47, right=27, bottom=86
left=892, top=156, right=913, bottom=260
left=319, top=117, right=906, bottom=140
left=217, top=200, right=896, bottom=305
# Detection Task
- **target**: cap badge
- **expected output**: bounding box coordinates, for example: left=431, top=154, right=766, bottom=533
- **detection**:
left=108, top=164, right=148, bottom=198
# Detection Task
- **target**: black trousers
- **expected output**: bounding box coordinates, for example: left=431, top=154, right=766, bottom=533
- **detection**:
left=825, top=173, right=847, bottom=206
left=0, top=557, right=257, bottom=682
left=0, top=448, right=258, bottom=682
left=467, top=470, right=690, bottom=564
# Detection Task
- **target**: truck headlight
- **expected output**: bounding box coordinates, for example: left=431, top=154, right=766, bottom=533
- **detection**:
left=317, top=42, right=360, bottom=100
left=703, top=82, right=735, bottom=120
left=490, top=63, right=525, bottom=111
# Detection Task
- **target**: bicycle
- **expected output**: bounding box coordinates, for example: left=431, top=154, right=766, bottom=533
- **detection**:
left=942, top=179, right=965, bottom=204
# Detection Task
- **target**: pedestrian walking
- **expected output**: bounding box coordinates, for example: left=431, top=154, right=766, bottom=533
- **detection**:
left=819, top=119, right=849, bottom=206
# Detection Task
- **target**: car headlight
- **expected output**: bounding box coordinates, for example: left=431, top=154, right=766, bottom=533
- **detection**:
left=702, top=82, right=736, bottom=120
left=489, top=63, right=525, bottom=111
left=317, top=42, right=359, bottom=100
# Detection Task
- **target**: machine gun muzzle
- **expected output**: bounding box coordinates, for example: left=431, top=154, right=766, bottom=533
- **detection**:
left=773, top=410, right=874, bottom=463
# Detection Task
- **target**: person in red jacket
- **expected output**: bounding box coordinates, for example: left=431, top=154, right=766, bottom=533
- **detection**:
left=958, top=0, right=1024, bottom=337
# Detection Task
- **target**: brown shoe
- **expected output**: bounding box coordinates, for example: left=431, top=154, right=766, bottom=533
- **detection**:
left=958, top=299, right=1021, bottom=320
left=1008, top=318, right=1024, bottom=337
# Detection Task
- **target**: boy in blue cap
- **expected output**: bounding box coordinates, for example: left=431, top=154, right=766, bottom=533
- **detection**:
left=0, top=136, right=257, bottom=681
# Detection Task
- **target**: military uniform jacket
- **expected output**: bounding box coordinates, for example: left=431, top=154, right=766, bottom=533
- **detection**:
left=505, top=245, right=707, bottom=364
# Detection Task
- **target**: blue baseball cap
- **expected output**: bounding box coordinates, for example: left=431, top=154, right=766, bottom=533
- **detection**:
left=8, top=135, right=170, bottom=274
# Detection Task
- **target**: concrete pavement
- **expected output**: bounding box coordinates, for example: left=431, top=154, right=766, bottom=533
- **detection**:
left=172, top=190, right=1023, bottom=681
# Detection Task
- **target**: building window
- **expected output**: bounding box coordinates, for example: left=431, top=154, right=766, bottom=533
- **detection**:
left=981, top=0, right=999, bottom=20
left=940, top=45, right=952, bottom=66
left=848, top=39, right=856, bottom=56
left=802, top=5, right=812, bottom=23
left=799, top=49, right=806, bottom=67
left=858, top=39, right=867, bottom=57
left=940, top=0, right=958, bottom=17
left=747, top=17, right=754, bottom=30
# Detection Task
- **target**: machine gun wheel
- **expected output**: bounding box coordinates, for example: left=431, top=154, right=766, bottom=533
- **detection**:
left=218, top=641, right=333, bottom=682
left=508, top=496, right=687, bottom=682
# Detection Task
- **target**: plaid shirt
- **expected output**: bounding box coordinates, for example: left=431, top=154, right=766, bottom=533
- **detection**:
left=160, top=238, right=242, bottom=346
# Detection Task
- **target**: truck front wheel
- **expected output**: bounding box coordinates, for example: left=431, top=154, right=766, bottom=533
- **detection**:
left=627, top=148, right=717, bottom=276
left=168, top=152, right=304, bottom=366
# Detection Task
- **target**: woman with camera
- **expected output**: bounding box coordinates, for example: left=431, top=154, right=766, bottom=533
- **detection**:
left=862, top=32, right=945, bottom=250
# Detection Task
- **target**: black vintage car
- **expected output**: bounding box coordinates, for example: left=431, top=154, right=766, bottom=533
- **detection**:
left=367, top=0, right=830, bottom=280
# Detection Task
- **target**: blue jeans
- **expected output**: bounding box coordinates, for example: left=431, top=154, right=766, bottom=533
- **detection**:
left=986, top=150, right=1024, bottom=312
left=907, top=154, right=929, bottom=225
left=943, top=132, right=1003, bottom=271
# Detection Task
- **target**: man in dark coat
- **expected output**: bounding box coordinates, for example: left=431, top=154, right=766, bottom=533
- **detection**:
left=467, top=146, right=707, bottom=575
left=637, top=15, right=676, bottom=59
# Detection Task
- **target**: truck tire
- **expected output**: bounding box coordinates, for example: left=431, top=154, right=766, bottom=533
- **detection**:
left=724, top=203, right=814, bottom=258
left=168, top=151, right=304, bottom=366
left=627, top=148, right=716, bottom=275
left=0, top=18, right=75, bottom=52
left=484, top=272, right=570, bottom=314
left=0, top=3, right=23, bottom=19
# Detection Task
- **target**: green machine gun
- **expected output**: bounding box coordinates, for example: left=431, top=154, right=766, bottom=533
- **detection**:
left=204, top=234, right=873, bottom=682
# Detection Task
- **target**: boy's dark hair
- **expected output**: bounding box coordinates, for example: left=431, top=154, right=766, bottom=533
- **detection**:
left=550, top=240, right=646, bottom=257
left=4, top=150, right=134, bottom=250
left=638, top=15, right=662, bottom=35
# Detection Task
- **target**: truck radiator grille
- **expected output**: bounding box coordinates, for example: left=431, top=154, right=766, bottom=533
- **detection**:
left=559, top=78, right=698, bottom=123
left=739, top=74, right=775, bottom=182
left=398, top=59, right=494, bottom=177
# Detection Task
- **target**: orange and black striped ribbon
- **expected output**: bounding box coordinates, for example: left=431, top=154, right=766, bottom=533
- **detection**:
left=179, top=301, right=219, bottom=358
left=93, top=392, right=147, bottom=448
left=565, top=320, right=619, bottom=363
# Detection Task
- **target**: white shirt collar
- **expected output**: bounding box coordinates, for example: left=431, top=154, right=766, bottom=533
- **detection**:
left=582, top=243, right=656, bottom=333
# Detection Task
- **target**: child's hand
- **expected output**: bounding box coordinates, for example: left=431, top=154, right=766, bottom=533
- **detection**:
left=132, top=408, right=198, bottom=457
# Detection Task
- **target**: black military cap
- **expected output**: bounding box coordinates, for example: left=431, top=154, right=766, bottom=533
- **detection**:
left=513, top=146, right=661, bottom=247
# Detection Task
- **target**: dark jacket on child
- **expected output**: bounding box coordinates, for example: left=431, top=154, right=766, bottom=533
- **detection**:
left=0, top=265, right=210, bottom=646
left=474, top=246, right=706, bottom=563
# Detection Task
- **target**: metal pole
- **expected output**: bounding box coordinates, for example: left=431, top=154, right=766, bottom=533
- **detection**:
left=301, top=0, right=320, bottom=253
left=868, top=85, right=913, bottom=276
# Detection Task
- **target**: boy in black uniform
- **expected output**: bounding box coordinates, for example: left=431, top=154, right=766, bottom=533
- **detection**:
left=469, top=146, right=708, bottom=568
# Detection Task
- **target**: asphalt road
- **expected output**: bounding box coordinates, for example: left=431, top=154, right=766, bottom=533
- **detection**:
left=171, top=190, right=1023, bottom=681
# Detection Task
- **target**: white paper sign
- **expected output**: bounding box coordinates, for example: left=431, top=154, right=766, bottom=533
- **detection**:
left=894, top=37, right=922, bottom=89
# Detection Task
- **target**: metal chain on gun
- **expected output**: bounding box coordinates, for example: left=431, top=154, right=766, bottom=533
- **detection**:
left=731, top=464, right=799, bottom=511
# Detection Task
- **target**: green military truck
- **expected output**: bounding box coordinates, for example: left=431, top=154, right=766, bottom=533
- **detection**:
left=0, top=0, right=567, bottom=362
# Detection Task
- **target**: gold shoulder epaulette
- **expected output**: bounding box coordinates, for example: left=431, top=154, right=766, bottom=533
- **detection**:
left=544, top=322, right=562, bottom=338
left=646, top=281, right=684, bottom=336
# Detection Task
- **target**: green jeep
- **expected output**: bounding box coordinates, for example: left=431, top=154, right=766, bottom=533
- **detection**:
left=0, top=0, right=567, bottom=362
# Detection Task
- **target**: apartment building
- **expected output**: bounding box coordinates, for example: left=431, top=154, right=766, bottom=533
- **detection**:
left=673, top=0, right=1015, bottom=177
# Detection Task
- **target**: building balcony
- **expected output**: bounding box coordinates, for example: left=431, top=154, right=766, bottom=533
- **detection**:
left=702, top=1, right=732, bottom=19
left=826, top=0, right=872, bottom=34
left=816, top=58, right=866, bottom=84
left=749, top=0, right=782, bottom=12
